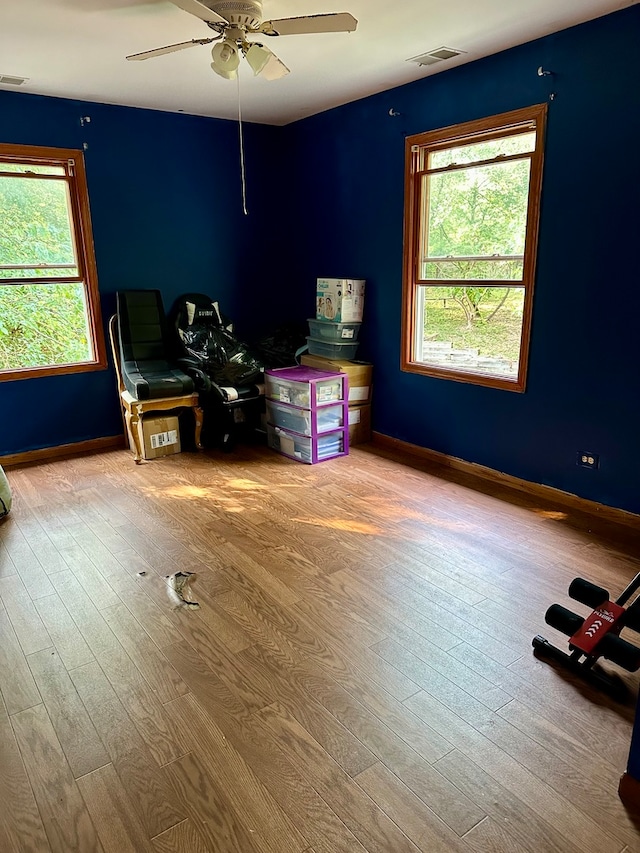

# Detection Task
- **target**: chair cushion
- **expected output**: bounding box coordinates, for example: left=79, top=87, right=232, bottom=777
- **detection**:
left=118, top=291, right=169, bottom=363
left=122, top=360, right=194, bottom=400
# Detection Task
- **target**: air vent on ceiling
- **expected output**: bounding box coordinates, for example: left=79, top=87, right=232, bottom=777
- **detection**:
left=0, top=74, right=29, bottom=86
left=407, top=47, right=466, bottom=67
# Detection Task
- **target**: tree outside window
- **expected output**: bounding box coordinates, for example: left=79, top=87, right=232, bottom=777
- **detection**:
left=402, top=105, right=547, bottom=392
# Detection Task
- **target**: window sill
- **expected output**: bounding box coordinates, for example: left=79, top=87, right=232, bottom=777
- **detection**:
left=0, top=358, right=109, bottom=383
left=401, top=359, right=526, bottom=392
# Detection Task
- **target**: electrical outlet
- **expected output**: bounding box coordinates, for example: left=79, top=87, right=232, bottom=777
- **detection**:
left=577, top=451, right=599, bottom=469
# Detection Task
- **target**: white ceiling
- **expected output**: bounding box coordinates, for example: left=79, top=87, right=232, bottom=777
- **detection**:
left=0, top=0, right=634, bottom=126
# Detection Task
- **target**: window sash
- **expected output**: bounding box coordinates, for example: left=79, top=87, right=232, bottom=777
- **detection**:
left=414, top=285, right=526, bottom=380
left=418, top=149, right=535, bottom=179
left=417, top=153, right=532, bottom=285
left=0, top=162, right=82, bottom=285
left=0, top=265, right=78, bottom=271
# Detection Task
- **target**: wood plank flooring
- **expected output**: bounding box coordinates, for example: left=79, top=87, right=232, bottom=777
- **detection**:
left=1, top=442, right=640, bottom=852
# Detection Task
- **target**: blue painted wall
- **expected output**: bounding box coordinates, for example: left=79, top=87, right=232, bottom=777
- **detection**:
left=1, top=6, right=639, bottom=517
left=0, top=90, right=272, bottom=453
left=279, top=5, right=640, bottom=515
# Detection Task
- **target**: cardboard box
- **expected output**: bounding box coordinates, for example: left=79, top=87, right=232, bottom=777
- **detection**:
left=316, top=278, right=365, bottom=323
left=348, top=403, right=372, bottom=445
left=130, top=415, right=181, bottom=460
left=300, top=353, right=372, bottom=403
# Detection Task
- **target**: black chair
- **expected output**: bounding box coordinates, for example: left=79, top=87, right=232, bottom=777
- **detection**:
left=170, top=293, right=265, bottom=451
left=117, top=290, right=195, bottom=400
left=112, top=290, right=203, bottom=462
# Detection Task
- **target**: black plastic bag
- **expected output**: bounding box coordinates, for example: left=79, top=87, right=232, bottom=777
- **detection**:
left=180, top=322, right=263, bottom=386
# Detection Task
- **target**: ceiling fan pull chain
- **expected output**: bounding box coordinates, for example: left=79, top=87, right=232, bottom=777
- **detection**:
left=237, top=73, right=249, bottom=216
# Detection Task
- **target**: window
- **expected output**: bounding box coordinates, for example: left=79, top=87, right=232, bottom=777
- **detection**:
left=0, top=143, right=106, bottom=381
left=402, top=105, right=546, bottom=392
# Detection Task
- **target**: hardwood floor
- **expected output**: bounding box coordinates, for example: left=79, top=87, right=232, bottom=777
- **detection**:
left=1, top=441, right=640, bottom=853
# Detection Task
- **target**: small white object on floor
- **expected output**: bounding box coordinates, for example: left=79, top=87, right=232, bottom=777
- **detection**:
left=165, top=571, right=200, bottom=610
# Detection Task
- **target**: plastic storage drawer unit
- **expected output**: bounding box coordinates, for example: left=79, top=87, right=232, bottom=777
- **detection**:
left=265, top=366, right=349, bottom=464
left=265, top=367, right=345, bottom=407
left=266, top=400, right=347, bottom=436
left=267, top=425, right=347, bottom=464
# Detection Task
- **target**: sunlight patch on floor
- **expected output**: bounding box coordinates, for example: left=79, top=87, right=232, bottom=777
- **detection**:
left=293, top=516, right=383, bottom=535
left=138, top=483, right=248, bottom=513
left=155, top=484, right=212, bottom=499
left=532, top=509, right=569, bottom=520
left=140, top=476, right=304, bottom=501
left=224, top=478, right=270, bottom=491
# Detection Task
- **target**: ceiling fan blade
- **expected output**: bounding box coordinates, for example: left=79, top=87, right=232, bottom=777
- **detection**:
left=126, top=38, right=214, bottom=61
left=260, top=12, right=357, bottom=37
left=169, top=0, right=227, bottom=25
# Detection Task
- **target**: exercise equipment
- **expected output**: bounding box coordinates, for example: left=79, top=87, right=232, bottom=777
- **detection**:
left=533, top=572, right=640, bottom=700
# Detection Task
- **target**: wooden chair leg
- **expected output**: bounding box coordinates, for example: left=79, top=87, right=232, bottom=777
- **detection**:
left=127, top=406, right=143, bottom=464
left=193, top=405, right=204, bottom=451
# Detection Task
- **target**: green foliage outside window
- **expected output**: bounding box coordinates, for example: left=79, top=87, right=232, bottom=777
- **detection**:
left=423, top=158, right=530, bottom=272
left=0, top=284, right=90, bottom=370
left=0, top=174, right=76, bottom=275
left=423, top=286, right=524, bottom=368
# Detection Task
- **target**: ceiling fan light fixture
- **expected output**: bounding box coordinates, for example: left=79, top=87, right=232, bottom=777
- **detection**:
left=244, top=43, right=271, bottom=76
left=211, top=39, right=240, bottom=78
left=258, top=51, right=290, bottom=81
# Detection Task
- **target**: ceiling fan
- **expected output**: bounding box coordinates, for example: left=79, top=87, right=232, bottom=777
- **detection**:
left=126, top=0, right=358, bottom=81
